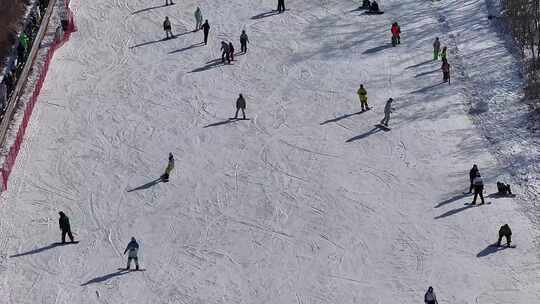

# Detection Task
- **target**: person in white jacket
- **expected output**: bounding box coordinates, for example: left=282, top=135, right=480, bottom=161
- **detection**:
left=471, top=173, right=485, bottom=205
left=424, top=286, right=438, bottom=304
left=194, top=7, right=203, bottom=31
left=124, top=237, right=140, bottom=270
left=380, top=98, right=393, bottom=126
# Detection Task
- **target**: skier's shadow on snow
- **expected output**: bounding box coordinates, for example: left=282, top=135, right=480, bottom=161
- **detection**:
left=486, top=192, right=516, bottom=199
left=405, top=60, right=434, bottom=69
left=9, top=243, right=64, bottom=258
left=409, top=82, right=444, bottom=94
left=434, top=204, right=475, bottom=219
left=81, top=270, right=130, bottom=286
left=127, top=178, right=163, bottom=192
left=434, top=192, right=470, bottom=208
left=169, top=43, right=204, bottom=54
left=320, top=111, right=365, bottom=125
left=251, top=9, right=289, bottom=19
left=363, top=44, right=392, bottom=54
left=414, top=69, right=440, bottom=78
left=203, top=119, right=240, bottom=128
left=346, top=127, right=382, bottom=142
left=189, top=59, right=226, bottom=73
left=129, top=32, right=191, bottom=49
left=476, top=243, right=510, bottom=257
left=132, top=3, right=175, bottom=15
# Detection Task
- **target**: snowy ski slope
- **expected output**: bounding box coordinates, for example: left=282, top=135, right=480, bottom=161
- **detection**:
left=1, top=0, right=539, bottom=303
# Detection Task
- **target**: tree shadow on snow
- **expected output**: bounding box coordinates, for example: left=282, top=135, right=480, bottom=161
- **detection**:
left=346, top=127, right=382, bottom=142
left=189, top=59, right=226, bottom=73
left=169, top=43, right=204, bottom=54
left=434, top=192, right=470, bottom=208
left=81, top=270, right=130, bottom=286
left=10, top=243, right=64, bottom=258
left=132, top=3, right=175, bottom=15
left=434, top=204, right=475, bottom=219
left=127, top=178, right=163, bottom=192
left=320, top=111, right=366, bottom=125
left=362, top=44, right=392, bottom=54
left=476, top=243, right=509, bottom=257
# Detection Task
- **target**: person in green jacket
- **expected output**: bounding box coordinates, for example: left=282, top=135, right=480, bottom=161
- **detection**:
left=19, top=33, right=29, bottom=54
left=161, top=153, right=175, bottom=182
left=357, top=84, right=370, bottom=111
left=194, top=7, right=203, bottom=31
left=440, top=46, right=447, bottom=61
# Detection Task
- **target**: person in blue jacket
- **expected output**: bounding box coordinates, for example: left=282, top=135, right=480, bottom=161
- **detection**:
left=124, top=237, right=140, bottom=270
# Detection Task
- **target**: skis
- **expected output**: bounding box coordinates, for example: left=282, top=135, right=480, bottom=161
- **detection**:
left=489, top=244, right=516, bottom=249
left=117, top=268, right=146, bottom=272
left=229, top=118, right=250, bottom=120
left=464, top=201, right=492, bottom=206
left=375, top=124, right=391, bottom=130
left=53, top=241, right=80, bottom=245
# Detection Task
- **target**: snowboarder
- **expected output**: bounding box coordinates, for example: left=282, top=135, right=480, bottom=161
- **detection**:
left=441, top=58, right=450, bottom=83
left=194, top=7, right=203, bottom=31
left=424, top=286, right=439, bottom=304
left=221, top=41, right=231, bottom=64
left=433, top=37, right=440, bottom=60
left=228, top=42, right=235, bottom=61
left=163, top=17, right=173, bottom=39
left=496, top=182, right=512, bottom=196
left=277, top=0, right=285, bottom=13
left=202, top=20, right=210, bottom=45
left=58, top=211, right=75, bottom=243
left=240, top=30, right=249, bottom=53
left=380, top=98, right=393, bottom=126
left=471, top=172, right=485, bottom=205
left=360, top=0, right=371, bottom=9
left=161, top=153, right=175, bottom=182
left=123, top=237, right=140, bottom=270
left=440, top=46, right=447, bottom=61
left=357, top=84, right=370, bottom=111
left=165, top=0, right=174, bottom=6
left=234, top=94, right=246, bottom=119
left=467, top=164, right=479, bottom=193
left=369, top=0, right=380, bottom=13
left=497, top=224, right=512, bottom=247
left=391, top=22, right=401, bottom=46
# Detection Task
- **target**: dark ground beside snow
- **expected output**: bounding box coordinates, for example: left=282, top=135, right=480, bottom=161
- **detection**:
left=0, top=0, right=31, bottom=72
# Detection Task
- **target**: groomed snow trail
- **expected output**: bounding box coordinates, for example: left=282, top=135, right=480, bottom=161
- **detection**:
left=0, top=0, right=539, bottom=303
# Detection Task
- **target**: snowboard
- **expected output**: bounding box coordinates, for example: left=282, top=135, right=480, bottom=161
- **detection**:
left=53, top=241, right=80, bottom=245
left=489, top=244, right=516, bottom=248
left=365, top=11, right=385, bottom=15
left=375, top=124, right=391, bottom=130
left=464, top=201, right=491, bottom=206
left=229, top=118, right=251, bottom=120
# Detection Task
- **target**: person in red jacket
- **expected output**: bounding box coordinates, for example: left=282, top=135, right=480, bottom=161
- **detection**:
left=391, top=22, right=401, bottom=46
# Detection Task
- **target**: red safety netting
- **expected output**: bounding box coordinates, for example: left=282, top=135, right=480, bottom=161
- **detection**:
left=0, top=1, right=77, bottom=191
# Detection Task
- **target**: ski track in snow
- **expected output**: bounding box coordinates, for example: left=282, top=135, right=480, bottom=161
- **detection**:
left=0, top=0, right=539, bottom=303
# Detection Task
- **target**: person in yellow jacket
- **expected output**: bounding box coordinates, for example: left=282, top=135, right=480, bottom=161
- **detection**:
left=357, top=84, right=370, bottom=111
left=161, top=153, right=175, bottom=182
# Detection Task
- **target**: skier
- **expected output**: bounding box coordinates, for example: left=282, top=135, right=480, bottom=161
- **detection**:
left=360, top=0, right=371, bottom=9
left=471, top=172, right=485, bottom=205
left=466, top=164, right=479, bottom=193
left=496, top=182, right=512, bottom=196
left=58, top=211, right=75, bottom=243
left=441, top=58, right=450, bottom=83
left=497, top=224, right=512, bottom=247
left=194, top=7, right=203, bottom=31
left=369, top=0, right=380, bottom=13
left=163, top=17, right=173, bottom=39
left=357, top=84, right=370, bottom=111
left=221, top=41, right=231, bottom=64
left=165, top=0, right=174, bottom=6
left=433, top=37, right=440, bottom=60
left=277, top=0, right=285, bottom=13
left=161, top=153, right=175, bottom=182
left=424, top=286, right=438, bottom=304
left=228, top=42, right=235, bottom=61
left=240, top=30, right=249, bottom=53
left=123, top=237, right=140, bottom=270
left=202, top=20, right=210, bottom=45
left=391, top=22, right=401, bottom=46
left=380, top=98, right=393, bottom=126
left=440, top=46, right=447, bottom=61
left=234, top=94, right=247, bottom=119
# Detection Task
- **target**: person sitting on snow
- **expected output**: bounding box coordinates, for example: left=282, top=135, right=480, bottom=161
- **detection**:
left=361, top=0, right=371, bottom=9
left=370, top=0, right=380, bottom=12
left=497, top=182, right=512, bottom=196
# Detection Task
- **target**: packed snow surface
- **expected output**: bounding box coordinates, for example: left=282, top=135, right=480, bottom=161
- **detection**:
left=1, top=0, right=539, bottom=303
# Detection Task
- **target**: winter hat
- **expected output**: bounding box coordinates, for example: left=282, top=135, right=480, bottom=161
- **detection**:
left=169, top=153, right=174, bottom=160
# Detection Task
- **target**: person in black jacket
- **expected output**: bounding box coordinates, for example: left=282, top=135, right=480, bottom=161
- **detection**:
left=234, top=94, right=246, bottom=119
left=58, top=211, right=74, bottom=243
left=467, top=164, right=479, bottom=193
left=202, top=20, right=210, bottom=45
left=497, top=224, right=512, bottom=247
left=228, top=42, right=235, bottom=61
left=240, top=30, right=249, bottom=53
